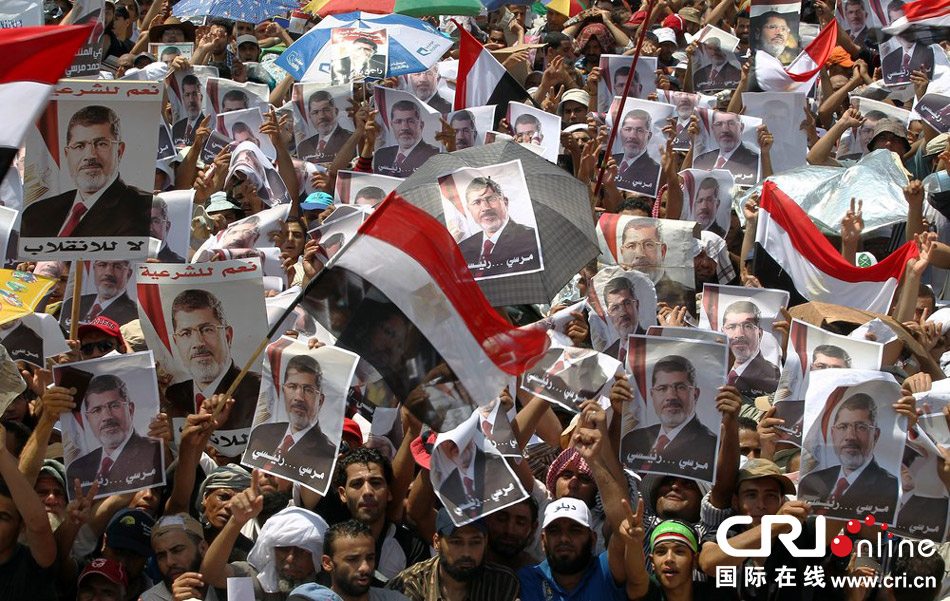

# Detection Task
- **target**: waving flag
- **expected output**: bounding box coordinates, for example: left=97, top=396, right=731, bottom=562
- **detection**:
left=0, top=25, right=90, bottom=182
left=754, top=19, right=836, bottom=93
left=455, top=25, right=528, bottom=116
left=883, top=0, right=950, bottom=34
left=753, top=180, right=917, bottom=314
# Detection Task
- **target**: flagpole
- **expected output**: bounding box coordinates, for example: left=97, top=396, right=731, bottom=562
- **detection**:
left=593, top=0, right=659, bottom=197
left=68, top=261, right=84, bottom=340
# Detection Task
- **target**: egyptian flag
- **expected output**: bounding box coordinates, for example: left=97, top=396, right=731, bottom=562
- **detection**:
left=0, top=25, right=91, bottom=183
left=884, top=0, right=950, bottom=34
left=753, top=180, right=918, bottom=314
left=754, top=19, right=836, bottom=93
left=454, top=25, right=528, bottom=124
left=302, top=193, right=548, bottom=415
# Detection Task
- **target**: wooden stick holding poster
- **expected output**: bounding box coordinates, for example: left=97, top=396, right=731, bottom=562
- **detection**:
left=69, top=261, right=84, bottom=340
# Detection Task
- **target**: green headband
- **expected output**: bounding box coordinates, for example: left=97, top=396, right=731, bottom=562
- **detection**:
left=650, top=520, right=698, bottom=553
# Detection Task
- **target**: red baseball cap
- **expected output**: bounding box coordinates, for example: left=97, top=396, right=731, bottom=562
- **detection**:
left=662, top=13, right=685, bottom=32
left=410, top=430, right=438, bottom=470
left=342, top=418, right=363, bottom=448
left=79, top=558, right=128, bottom=589
left=77, top=316, right=124, bottom=346
left=626, top=10, right=648, bottom=26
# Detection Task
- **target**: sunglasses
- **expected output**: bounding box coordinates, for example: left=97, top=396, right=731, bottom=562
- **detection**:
left=80, top=340, right=117, bottom=356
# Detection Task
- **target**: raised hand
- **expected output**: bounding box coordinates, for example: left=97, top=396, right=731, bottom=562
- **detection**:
left=229, top=469, right=265, bottom=525
left=841, top=198, right=864, bottom=249
left=617, top=497, right=645, bottom=545
left=66, top=478, right=99, bottom=526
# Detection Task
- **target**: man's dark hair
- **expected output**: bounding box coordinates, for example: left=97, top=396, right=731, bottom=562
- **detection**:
left=514, top=113, right=541, bottom=128
left=544, top=32, right=571, bottom=52
left=222, top=89, right=249, bottom=108
left=892, top=553, right=944, bottom=601
left=161, top=46, right=181, bottom=59
left=918, top=283, right=936, bottom=308
left=733, top=9, right=750, bottom=22
left=836, top=393, right=877, bottom=427
left=622, top=108, right=652, bottom=129
left=698, top=177, right=720, bottom=197
left=738, top=417, right=759, bottom=432
left=0, top=477, right=11, bottom=503
left=353, top=36, right=378, bottom=51
left=603, top=275, right=636, bottom=301
left=171, top=289, right=228, bottom=330
left=324, top=519, right=375, bottom=557
left=652, top=355, right=697, bottom=386
left=354, top=186, right=386, bottom=203
left=284, top=354, right=322, bottom=388
left=336, top=446, right=394, bottom=488
left=181, top=74, right=200, bottom=89
left=812, top=344, right=852, bottom=368
left=619, top=198, right=654, bottom=214
left=208, top=18, right=234, bottom=36
left=1, top=421, right=30, bottom=457
left=67, top=105, right=121, bottom=143
left=723, top=300, right=761, bottom=327
left=231, top=121, right=254, bottom=137
left=308, top=90, right=335, bottom=108
left=208, top=61, right=232, bottom=79
left=391, top=99, right=420, bottom=120
left=450, top=109, right=475, bottom=125
left=864, top=109, right=888, bottom=122
left=114, top=6, right=131, bottom=21
left=886, top=0, right=905, bottom=14
left=85, top=374, right=130, bottom=409
left=755, top=10, right=788, bottom=31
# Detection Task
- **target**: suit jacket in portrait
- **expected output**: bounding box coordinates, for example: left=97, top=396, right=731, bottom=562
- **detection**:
left=732, top=352, right=781, bottom=399
left=654, top=272, right=696, bottom=315
left=611, top=151, right=661, bottom=196
left=423, top=93, right=452, bottom=115
left=896, top=494, right=949, bottom=537
left=706, top=221, right=726, bottom=237
left=373, top=141, right=440, bottom=178
left=21, top=177, right=152, bottom=238
left=246, top=421, right=338, bottom=486
left=1, top=322, right=44, bottom=367
left=439, top=450, right=514, bottom=520
left=694, top=143, right=760, bottom=186
left=694, top=61, right=742, bottom=92
left=798, top=458, right=899, bottom=522
left=296, top=126, right=354, bottom=163
left=156, top=243, right=185, bottom=263
left=66, top=431, right=163, bottom=496
left=620, top=414, right=718, bottom=481
left=61, top=291, right=138, bottom=329
left=172, top=114, right=205, bottom=148
left=457, top=220, right=541, bottom=278
left=334, top=55, right=388, bottom=82
left=164, top=363, right=262, bottom=435
left=527, top=350, right=609, bottom=406
left=882, top=43, right=934, bottom=85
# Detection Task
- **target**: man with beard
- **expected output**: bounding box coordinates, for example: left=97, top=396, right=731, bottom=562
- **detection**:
left=217, top=214, right=262, bottom=249
left=21, top=105, right=151, bottom=238
left=722, top=300, right=780, bottom=399
left=172, top=74, right=204, bottom=148
left=619, top=355, right=717, bottom=481
left=450, top=110, right=479, bottom=150
left=407, top=66, right=451, bottom=114
left=65, top=374, right=163, bottom=496
left=753, top=11, right=797, bottom=64
left=693, top=38, right=741, bottom=93
left=842, top=0, right=870, bottom=46
left=373, top=100, right=439, bottom=178
left=518, top=498, right=626, bottom=601
left=245, top=354, right=338, bottom=488
left=694, top=112, right=759, bottom=185
left=811, top=345, right=852, bottom=370
left=513, top=113, right=544, bottom=146
left=612, top=66, right=642, bottom=99
left=387, top=508, right=519, bottom=600
left=164, top=289, right=262, bottom=438
left=692, top=177, right=725, bottom=236
left=152, top=196, right=185, bottom=262
left=611, top=109, right=661, bottom=196
left=296, top=91, right=354, bottom=163
left=484, top=498, right=539, bottom=571
left=601, top=275, right=645, bottom=358
left=61, top=260, right=138, bottom=329
left=141, top=514, right=209, bottom=601
left=798, top=393, right=900, bottom=522
left=620, top=219, right=694, bottom=312
left=316, top=520, right=411, bottom=601
left=668, top=92, right=698, bottom=150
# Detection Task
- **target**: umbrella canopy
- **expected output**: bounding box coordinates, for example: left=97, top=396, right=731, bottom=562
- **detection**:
left=394, top=141, right=599, bottom=307
left=0, top=269, right=56, bottom=326
left=305, top=0, right=483, bottom=17
left=172, top=0, right=298, bottom=24
left=275, top=11, right=453, bottom=83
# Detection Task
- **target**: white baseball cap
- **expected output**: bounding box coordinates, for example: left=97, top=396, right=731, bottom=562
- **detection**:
left=655, top=27, right=677, bottom=46
left=542, top=497, right=592, bottom=530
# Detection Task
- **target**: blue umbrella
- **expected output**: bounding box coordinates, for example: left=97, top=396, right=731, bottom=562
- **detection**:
left=275, top=11, right=453, bottom=82
left=173, top=0, right=299, bottom=25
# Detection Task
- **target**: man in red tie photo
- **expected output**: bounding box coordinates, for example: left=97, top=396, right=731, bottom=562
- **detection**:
left=611, top=109, right=662, bottom=196
left=21, top=105, right=152, bottom=239
left=881, top=0, right=934, bottom=85
left=619, top=355, right=717, bottom=481
left=66, top=374, right=163, bottom=496
left=372, top=100, right=439, bottom=178
left=295, top=90, right=354, bottom=163
left=693, top=111, right=760, bottom=185
left=722, top=300, right=780, bottom=400
left=61, top=260, right=138, bottom=330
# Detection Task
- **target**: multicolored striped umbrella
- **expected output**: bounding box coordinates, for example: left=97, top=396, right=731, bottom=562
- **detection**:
left=304, top=0, right=483, bottom=17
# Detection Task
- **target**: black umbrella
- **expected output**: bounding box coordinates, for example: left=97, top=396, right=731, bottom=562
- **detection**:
left=394, top=141, right=599, bottom=307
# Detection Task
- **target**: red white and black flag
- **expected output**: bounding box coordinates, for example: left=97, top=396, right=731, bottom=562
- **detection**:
left=0, top=25, right=90, bottom=182
left=753, top=180, right=918, bottom=314
left=884, top=0, right=950, bottom=34
left=454, top=24, right=528, bottom=123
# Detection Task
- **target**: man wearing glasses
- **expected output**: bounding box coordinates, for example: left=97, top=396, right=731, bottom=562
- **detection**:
left=457, top=176, right=540, bottom=278
left=164, top=288, right=261, bottom=443
left=296, top=90, right=353, bottom=163
left=799, top=393, right=899, bottom=522
left=612, top=109, right=661, bottom=196
left=620, top=218, right=694, bottom=312
left=722, top=300, right=780, bottom=399
left=753, top=11, right=798, bottom=64
left=601, top=275, right=645, bottom=358
left=245, top=354, right=338, bottom=485
left=66, top=374, right=162, bottom=496
left=450, top=110, right=479, bottom=150
left=61, top=260, right=137, bottom=330
left=620, top=355, right=717, bottom=480
left=21, top=105, right=152, bottom=238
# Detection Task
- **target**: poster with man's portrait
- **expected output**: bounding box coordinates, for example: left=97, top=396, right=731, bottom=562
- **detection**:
left=224, top=142, right=291, bottom=207
left=915, top=92, right=950, bottom=134
left=438, top=160, right=543, bottom=280
left=596, top=54, right=659, bottom=113
left=588, top=265, right=657, bottom=359
left=166, top=65, right=217, bottom=149
left=193, top=204, right=291, bottom=263
left=149, top=190, right=192, bottom=264
left=893, top=432, right=950, bottom=541
left=400, top=64, right=454, bottom=114
left=620, top=335, right=728, bottom=482
left=605, top=98, right=675, bottom=198
left=330, top=27, right=388, bottom=85
left=243, top=337, right=359, bottom=494
left=60, top=259, right=139, bottom=332
left=771, top=399, right=805, bottom=447
left=20, top=81, right=159, bottom=260
left=679, top=169, right=735, bottom=237
left=700, top=283, right=789, bottom=401
left=308, top=204, right=372, bottom=263
left=334, top=171, right=401, bottom=205
left=56, top=351, right=165, bottom=500
left=646, top=325, right=726, bottom=345
left=521, top=346, right=621, bottom=412
left=216, top=107, right=277, bottom=160
left=430, top=410, right=528, bottom=526
left=373, top=86, right=441, bottom=179
left=202, top=77, right=271, bottom=123
left=149, top=43, right=194, bottom=65
left=750, top=0, right=802, bottom=66
left=657, top=90, right=717, bottom=151
left=63, top=0, right=105, bottom=78
left=506, top=102, right=561, bottom=163
left=447, top=106, right=496, bottom=151
left=596, top=214, right=699, bottom=314
left=0, top=312, right=70, bottom=369
left=291, top=83, right=354, bottom=164
left=691, top=26, right=742, bottom=94
left=692, top=109, right=762, bottom=187
left=776, top=319, right=883, bottom=403
left=476, top=398, right=521, bottom=458
left=799, top=369, right=905, bottom=523
left=835, top=0, right=883, bottom=45
left=135, top=259, right=267, bottom=456
left=742, top=91, right=808, bottom=174
left=879, top=35, right=936, bottom=87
